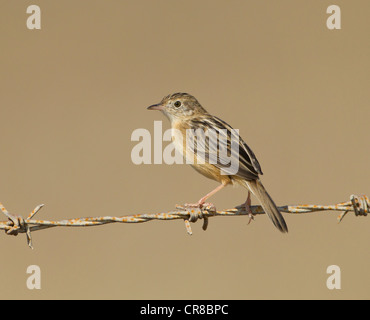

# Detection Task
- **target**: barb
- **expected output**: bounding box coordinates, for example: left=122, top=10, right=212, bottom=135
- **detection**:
left=1, top=194, right=369, bottom=249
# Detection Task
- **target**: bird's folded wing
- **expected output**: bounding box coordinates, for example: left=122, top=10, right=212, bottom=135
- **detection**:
left=187, top=116, right=262, bottom=181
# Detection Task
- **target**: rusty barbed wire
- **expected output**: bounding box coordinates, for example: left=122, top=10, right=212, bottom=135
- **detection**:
left=1, top=194, right=369, bottom=249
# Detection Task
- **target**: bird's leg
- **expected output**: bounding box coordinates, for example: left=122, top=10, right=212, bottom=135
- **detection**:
left=197, top=183, right=226, bottom=208
left=185, top=183, right=226, bottom=211
left=244, top=191, right=255, bottom=225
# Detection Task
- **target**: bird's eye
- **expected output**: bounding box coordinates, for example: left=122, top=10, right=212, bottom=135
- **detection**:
left=174, top=101, right=181, bottom=108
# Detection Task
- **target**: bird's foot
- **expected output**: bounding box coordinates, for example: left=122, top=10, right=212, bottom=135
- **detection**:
left=247, top=212, right=255, bottom=225
left=184, top=202, right=216, bottom=212
left=183, top=202, right=216, bottom=222
left=238, top=192, right=255, bottom=225
left=245, top=202, right=256, bottom=225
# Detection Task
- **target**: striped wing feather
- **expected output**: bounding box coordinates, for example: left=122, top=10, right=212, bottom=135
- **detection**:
left=188, top=116, right=262, bottom=181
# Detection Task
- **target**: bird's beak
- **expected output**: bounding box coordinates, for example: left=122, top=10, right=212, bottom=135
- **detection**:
left=147, top=103, right=164, bottom=111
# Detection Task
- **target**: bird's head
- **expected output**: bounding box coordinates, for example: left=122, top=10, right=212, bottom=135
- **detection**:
left=147, top=93, right=208, bottom=123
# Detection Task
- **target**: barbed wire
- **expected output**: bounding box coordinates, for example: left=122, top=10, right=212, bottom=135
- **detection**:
left=1, top=194, right=368, bottom=249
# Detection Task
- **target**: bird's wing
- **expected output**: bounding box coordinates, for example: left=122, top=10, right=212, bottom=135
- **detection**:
left=187, top=116, right=262, bottom=181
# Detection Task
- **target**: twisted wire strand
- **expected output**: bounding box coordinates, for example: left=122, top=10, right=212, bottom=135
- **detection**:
left=1, top=194, right=368, bottom=249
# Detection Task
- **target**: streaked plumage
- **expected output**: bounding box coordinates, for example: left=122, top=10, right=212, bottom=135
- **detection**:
left=147, top=93, right=288, bottom=233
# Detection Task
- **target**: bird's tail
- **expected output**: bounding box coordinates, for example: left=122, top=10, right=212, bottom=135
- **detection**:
left=244, top=179, right=288, bottom=233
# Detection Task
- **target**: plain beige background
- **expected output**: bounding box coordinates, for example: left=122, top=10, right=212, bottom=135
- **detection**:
left=0, top=1, right=369, bottom=300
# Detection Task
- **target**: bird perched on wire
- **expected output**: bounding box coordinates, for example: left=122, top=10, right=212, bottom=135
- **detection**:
left=147, top=93, right=288, bottom=233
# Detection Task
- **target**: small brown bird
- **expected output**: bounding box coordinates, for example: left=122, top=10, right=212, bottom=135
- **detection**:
left=147, top=93, right=288, bottom=233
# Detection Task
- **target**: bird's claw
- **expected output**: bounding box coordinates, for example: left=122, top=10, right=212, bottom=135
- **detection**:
left=240, top=193, right=255, bottom=226
left=182, top=202, right=216, bottom=224
left=247, top=213, right=255, bottom=225
left=184, top=202, right=216, bottom=212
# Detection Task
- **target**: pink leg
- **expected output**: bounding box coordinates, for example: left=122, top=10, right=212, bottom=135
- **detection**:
left=244, top=191, right=255, bottom=224
left=198, top=184, right=226, bottom=206
left=185, top=183, right=227, bottom=210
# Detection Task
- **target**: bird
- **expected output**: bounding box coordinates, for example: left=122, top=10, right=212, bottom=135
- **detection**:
left=147, top=93, right=288, bottom=233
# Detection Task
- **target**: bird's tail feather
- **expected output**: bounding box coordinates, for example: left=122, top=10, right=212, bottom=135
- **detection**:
left=244, top=179, right=288, bottom=233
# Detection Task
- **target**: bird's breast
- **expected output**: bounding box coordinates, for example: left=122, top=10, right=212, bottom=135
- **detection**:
left=170, top=120, right=233, bottom=185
